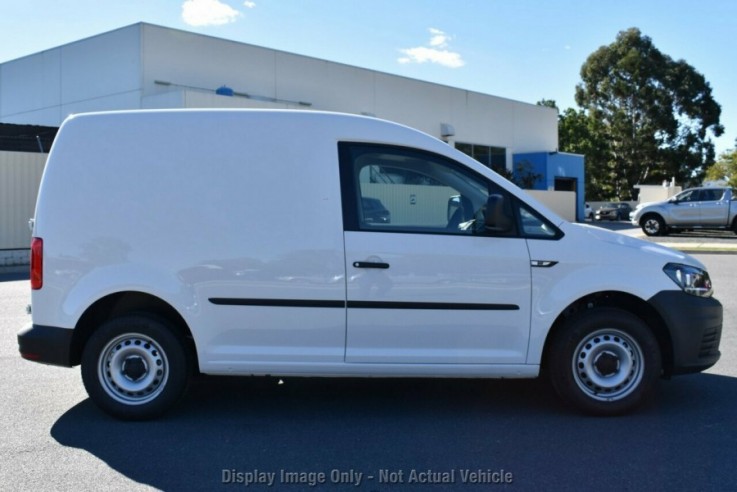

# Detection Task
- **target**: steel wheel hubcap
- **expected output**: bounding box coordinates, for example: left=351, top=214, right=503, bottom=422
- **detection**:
left=98, top=333, right=169, bottom=405
left=572, top=329, right=644, bottom=401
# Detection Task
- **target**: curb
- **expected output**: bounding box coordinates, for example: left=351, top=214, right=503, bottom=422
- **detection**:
left=637, top=238, right=737, bottom=255
left=660, top=246, right=737, bottom=255
left=605, top=226, right=737, bottom=254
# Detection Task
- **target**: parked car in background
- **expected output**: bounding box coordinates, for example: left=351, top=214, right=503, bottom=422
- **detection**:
left=630, top=187, right=737, bottom=236
left=595, top=202, right=633, bottom=221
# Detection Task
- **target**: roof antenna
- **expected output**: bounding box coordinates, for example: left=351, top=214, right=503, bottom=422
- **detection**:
left=36, top=135, right=44, bottom=153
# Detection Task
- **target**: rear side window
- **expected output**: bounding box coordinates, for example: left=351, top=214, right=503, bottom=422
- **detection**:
left=700, top=189, right=725, bottom=201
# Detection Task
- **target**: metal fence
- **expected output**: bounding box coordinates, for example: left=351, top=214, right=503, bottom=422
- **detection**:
left=0, top=151, right=47, bottom=250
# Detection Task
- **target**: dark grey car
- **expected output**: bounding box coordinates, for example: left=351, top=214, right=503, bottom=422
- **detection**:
left=595, top=202, right=632, bottom=221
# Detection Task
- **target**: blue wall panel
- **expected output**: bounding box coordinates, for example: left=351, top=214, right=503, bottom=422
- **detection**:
left=513, top=152, right=586, bottom=221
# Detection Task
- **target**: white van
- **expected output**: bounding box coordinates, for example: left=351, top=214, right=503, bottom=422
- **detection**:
left=18, top=110, right=722, bottom=419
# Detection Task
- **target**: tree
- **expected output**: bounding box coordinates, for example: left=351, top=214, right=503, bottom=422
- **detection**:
left=575, top=28, right=723, bottom=200
left=705, top=143, right=737, bottom=188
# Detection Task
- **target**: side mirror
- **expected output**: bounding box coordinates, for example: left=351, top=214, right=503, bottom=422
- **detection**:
left=475, top=194, right=513, bottom=234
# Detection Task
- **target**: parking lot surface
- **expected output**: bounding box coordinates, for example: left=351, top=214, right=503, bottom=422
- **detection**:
left=1, top=252, right=736, bottom=491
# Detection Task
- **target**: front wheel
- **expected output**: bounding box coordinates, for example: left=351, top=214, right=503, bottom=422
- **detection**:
left=641, top=214, right=667, bottom=236
left=81, top=314, right=190, bottom=420
left=547, top=308, right=661, bottom=416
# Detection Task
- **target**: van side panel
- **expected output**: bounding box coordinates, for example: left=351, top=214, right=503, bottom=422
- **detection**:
left=33, top=111, right=350, bottom=368
left=32, top=109, right=568, bottom=376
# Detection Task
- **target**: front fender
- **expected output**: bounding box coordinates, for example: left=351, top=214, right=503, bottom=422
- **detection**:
left=526, top=263, right=672, bottom=364
left=525, top=225, right=689, bottom=364
left=633, top=205, right=671, bottom=224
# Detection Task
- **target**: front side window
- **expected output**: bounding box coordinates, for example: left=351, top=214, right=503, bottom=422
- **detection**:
left=675, top=190, right=699, bottom=202
left=519, top=203, right=558, bottom=238
left=339, top=143, right=514, bottom=236
left=339, top=143, right=562, bottom=240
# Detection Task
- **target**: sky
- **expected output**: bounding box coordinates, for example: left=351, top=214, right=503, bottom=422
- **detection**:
left=1, top=0, right=735, bottom=155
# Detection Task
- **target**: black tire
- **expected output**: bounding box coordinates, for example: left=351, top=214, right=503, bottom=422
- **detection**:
left=81, top=314, right=190, bottom=420
left=640, top=214, right=667, bottom=236
left=547, top=308, right=661, bottom=416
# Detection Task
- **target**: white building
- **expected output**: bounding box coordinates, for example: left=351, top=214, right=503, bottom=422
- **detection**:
left=1, top=23, right=572, bottom=263
left=0, top=22, right=557, bottom=172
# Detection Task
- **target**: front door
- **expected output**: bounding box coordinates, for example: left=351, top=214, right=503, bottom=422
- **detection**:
left=339, top=143, right=532, bottom=365
left=669, top=189, right=701, bottom=225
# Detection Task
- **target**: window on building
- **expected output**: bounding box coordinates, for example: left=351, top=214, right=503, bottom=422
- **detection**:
left=455, top=142, right=506, bottom=173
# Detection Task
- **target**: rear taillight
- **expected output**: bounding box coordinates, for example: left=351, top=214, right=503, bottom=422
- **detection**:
left=31, top=237, right=43, bottom=290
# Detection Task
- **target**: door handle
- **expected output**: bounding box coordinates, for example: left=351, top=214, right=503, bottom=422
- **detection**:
left=531, top=260, right=558, bottom=268
left=353, top=261, right=390, bottom=269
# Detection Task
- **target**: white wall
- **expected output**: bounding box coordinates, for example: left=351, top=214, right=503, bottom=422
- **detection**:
left=139, top=24, right=557, bottom=157
left=0, top=25, right=142, bottom=126
left=527, top=190, right=576, bottom=222
left=1, top=23, right=558, bottom=164
left=635, top=185, right=682, bottom=204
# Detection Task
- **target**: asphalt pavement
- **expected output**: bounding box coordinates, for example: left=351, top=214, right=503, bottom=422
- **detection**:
left=2, top=246, right=736, bottom=491
left=2, top=254, right=736, bottom=491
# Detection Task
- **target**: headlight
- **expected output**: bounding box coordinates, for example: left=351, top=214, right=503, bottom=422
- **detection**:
left=663, top=263, right=713, bottom=297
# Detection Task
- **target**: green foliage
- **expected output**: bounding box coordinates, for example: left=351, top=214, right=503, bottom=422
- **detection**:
left=573, top=28, right=723, bottom=200
left=705, top=146, right=737, bottom=188
left=513, top=160, right=543, bottom=189
left=496, top=160, right=542, bottom=189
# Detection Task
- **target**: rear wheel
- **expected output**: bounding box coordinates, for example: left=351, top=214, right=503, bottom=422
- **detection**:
left=547, top=308, right=661, bottom=416
left=641, top=214, right=667, bottom=236
left=81, top=314, right=190, bottom=420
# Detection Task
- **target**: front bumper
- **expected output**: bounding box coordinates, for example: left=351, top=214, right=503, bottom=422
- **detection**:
left=648, top=291, right=722, bottom=375
left=17, top=323, right=75, bottom=367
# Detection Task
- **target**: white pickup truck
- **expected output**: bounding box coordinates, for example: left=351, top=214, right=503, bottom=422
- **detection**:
left=631, top=187, right=737, bottom=236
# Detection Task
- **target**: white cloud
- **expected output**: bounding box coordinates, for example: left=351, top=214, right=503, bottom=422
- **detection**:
left=398, top=47, right=465, bottom=68
left=428, top=28, right=450, bottom=48
left=398, top=28, right=465, bottom=68
left=243, top=1, right=256, bottom=8
left=182, top=0, right=241, bottom=26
